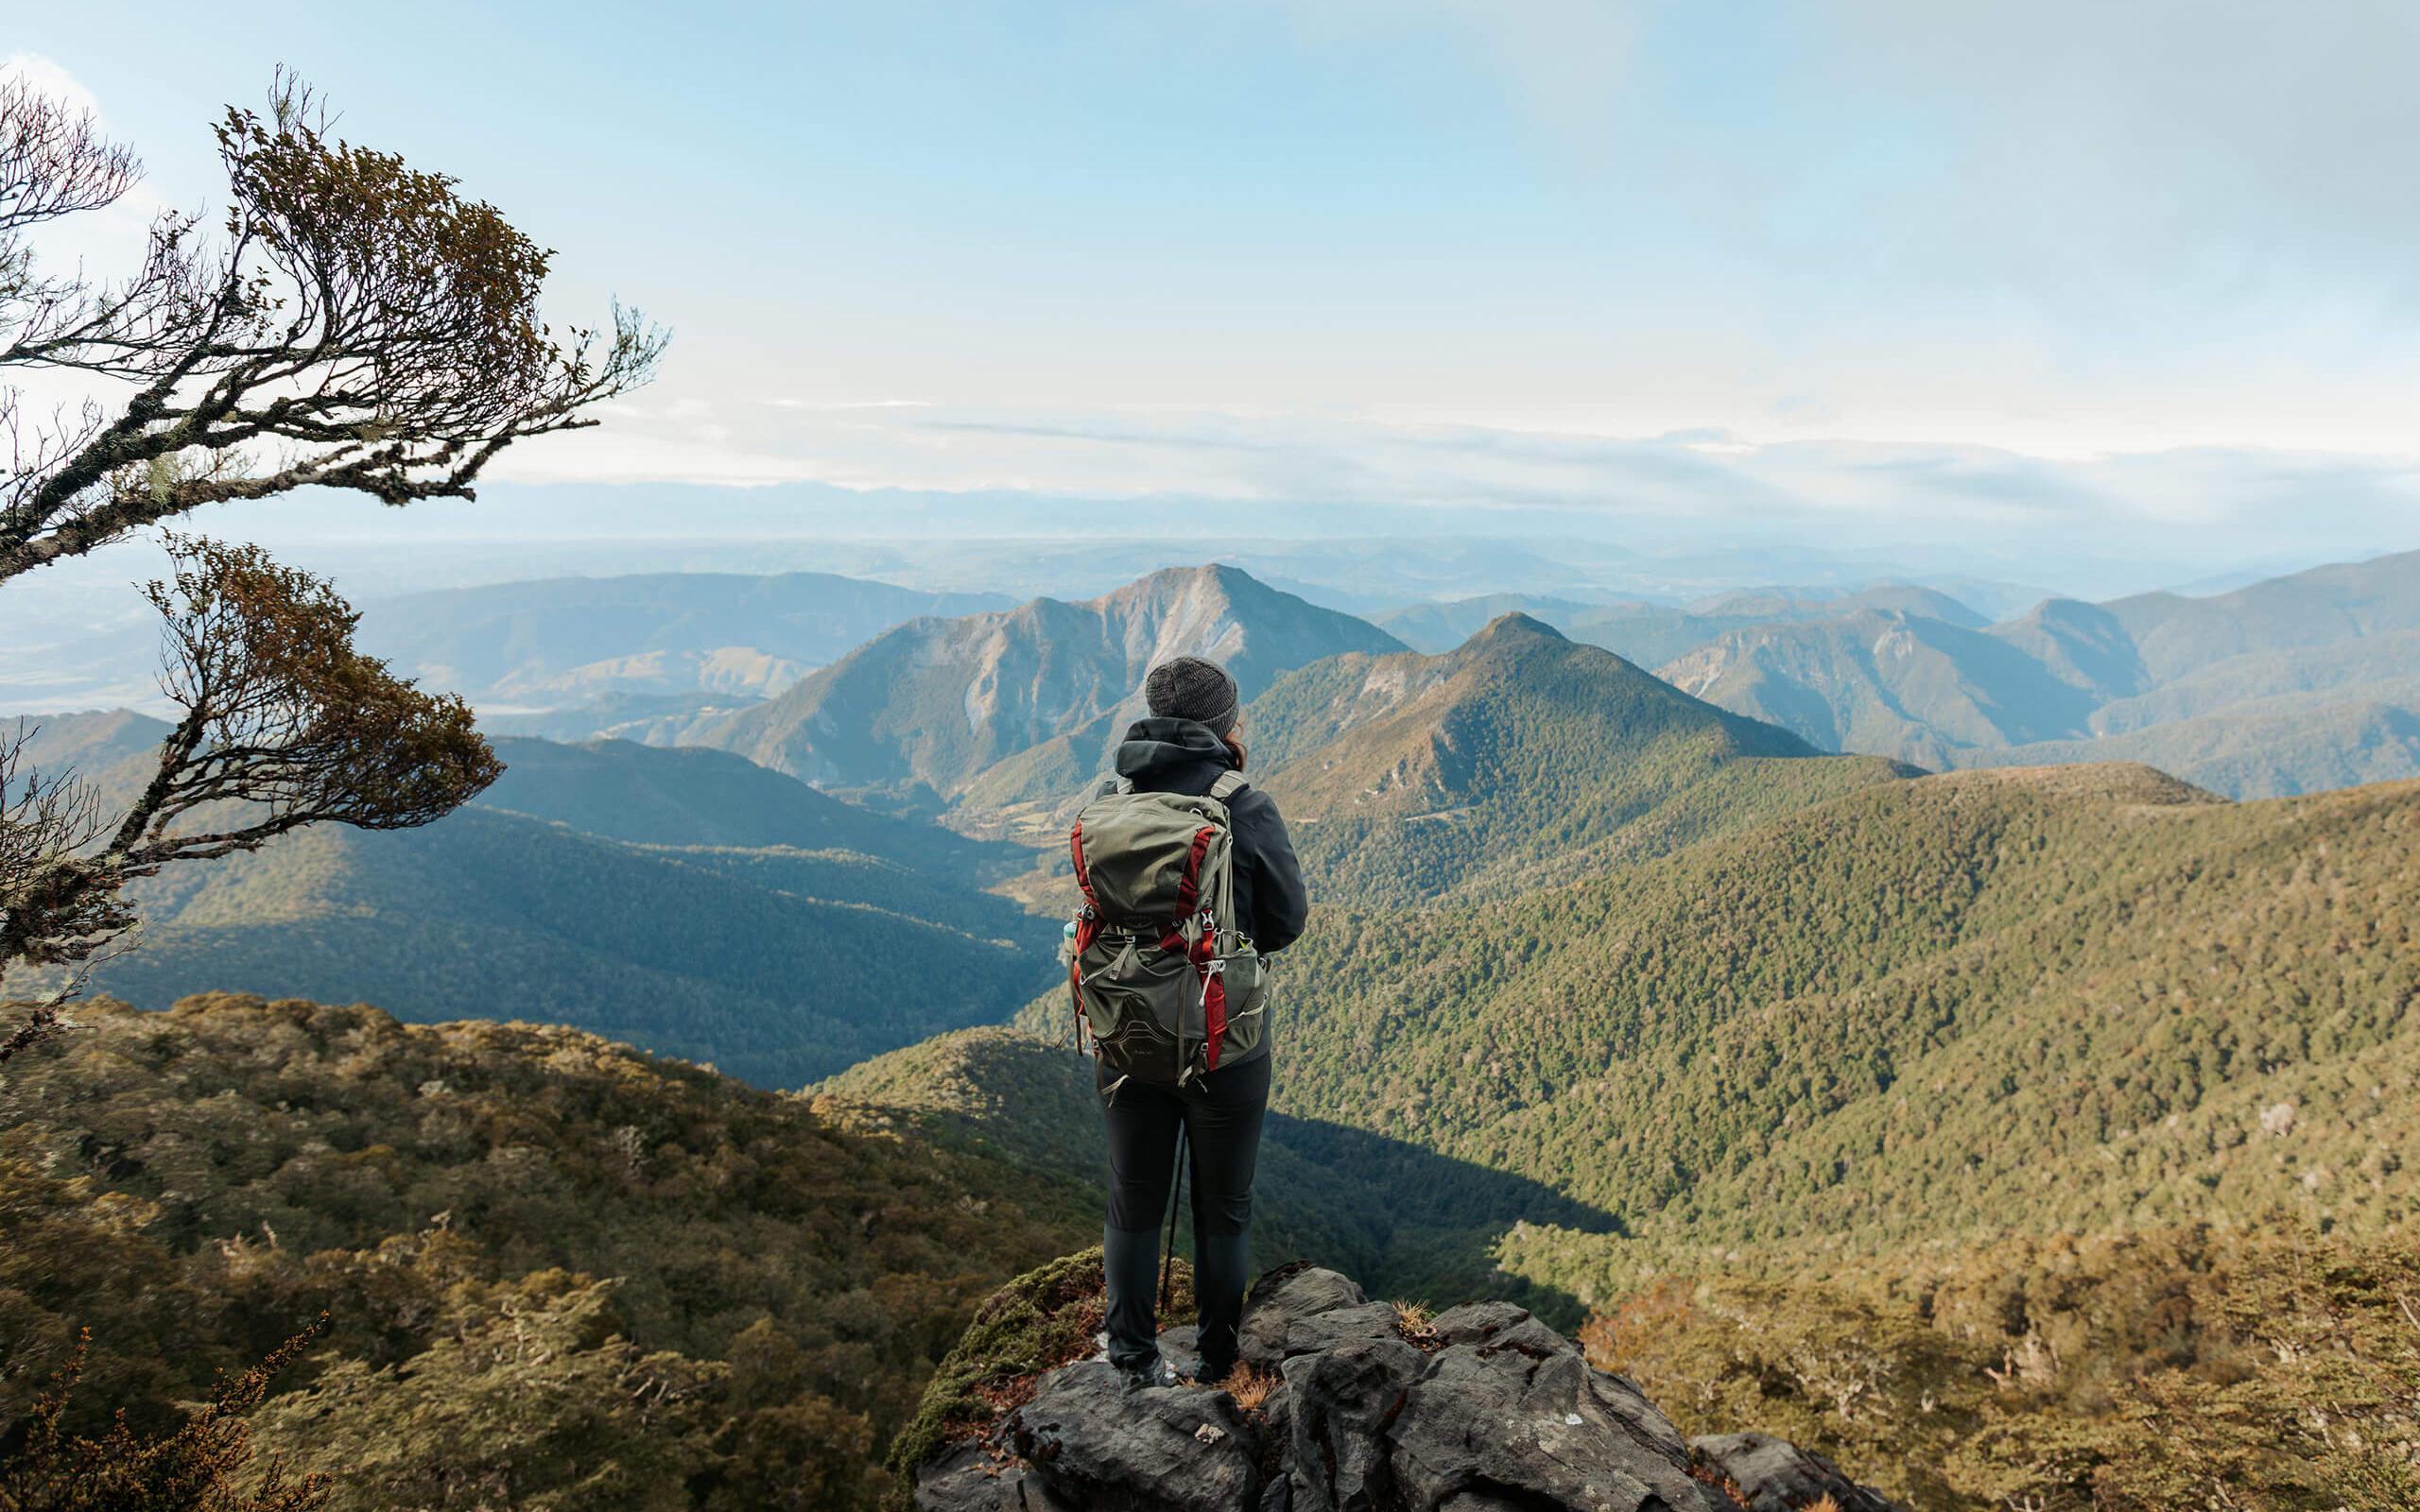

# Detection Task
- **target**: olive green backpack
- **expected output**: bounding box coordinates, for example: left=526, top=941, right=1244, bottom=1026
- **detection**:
left=1064, top=770, right=1270, bottom=1088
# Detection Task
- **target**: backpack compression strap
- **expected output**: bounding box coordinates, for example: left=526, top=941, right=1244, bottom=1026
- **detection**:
left=1068, top=816, right=1104, bottom=1051
left=1201, top=769, right=1249, bottom=1071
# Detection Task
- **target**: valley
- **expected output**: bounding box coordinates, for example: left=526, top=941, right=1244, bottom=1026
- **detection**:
left=8, top=551, right=2418, bottom=1511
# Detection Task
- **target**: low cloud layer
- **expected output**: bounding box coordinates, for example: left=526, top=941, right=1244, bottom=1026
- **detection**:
left=489, top=398, right=2419, bottom=584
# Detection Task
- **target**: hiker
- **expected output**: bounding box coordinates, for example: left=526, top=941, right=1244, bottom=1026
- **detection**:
left=1065, top=655, right=1307, bottom=1389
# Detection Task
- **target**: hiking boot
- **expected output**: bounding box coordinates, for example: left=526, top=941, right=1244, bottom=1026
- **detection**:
left=1116, top=1352, right=1178, bottom=1391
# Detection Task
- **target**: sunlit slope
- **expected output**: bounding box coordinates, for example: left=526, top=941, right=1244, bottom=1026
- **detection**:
left=1249, top=612, right=1912, bottom=902
left=685, top=563, right=1404, bottom=804
left=1253, top=765, right=2416, bottom=1275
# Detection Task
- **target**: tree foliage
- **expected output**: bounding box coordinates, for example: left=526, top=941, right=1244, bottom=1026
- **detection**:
left=0, top=539, right=498, bottom=1059
left=0, top=71, right=662, bottom=582
left=0, top=1324, right=332, bottom=1512
left=0, top=68, right=650, bottom=1060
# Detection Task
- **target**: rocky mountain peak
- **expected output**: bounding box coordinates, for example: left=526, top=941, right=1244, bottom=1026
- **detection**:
left=1096, top=561, right=1257, bottom=609
left=1461, top=610, right=1570, bottom=650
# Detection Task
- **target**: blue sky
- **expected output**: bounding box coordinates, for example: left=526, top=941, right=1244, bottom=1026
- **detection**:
left=9, top=2, right=2420, bottom=576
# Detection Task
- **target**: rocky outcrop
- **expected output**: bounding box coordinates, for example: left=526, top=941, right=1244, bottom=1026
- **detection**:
left=1688, top=1433, right=1905, bottom=1512
left=906, top=1260, right=1903, bottom=1512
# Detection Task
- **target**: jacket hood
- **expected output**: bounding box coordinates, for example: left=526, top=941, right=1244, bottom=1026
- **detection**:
left=1114, top=716, right=1236, bottom=786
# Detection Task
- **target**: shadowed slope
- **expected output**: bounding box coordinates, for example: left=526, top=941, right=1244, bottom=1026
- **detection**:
left=72, top=805, right=1056, bottom=1088
left=816, top=1023, right=1618, bottom=1324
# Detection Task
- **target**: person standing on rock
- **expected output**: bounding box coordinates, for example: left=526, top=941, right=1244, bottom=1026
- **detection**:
left=1064, top=654, right=1309, bottom=1388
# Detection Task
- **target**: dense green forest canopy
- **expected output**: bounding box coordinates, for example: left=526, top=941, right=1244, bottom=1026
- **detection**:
left=1261, top=764, right=2418, bottom=1295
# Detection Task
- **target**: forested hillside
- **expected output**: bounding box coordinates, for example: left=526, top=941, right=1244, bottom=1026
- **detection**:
left=13, top=724, right=1051, bottom=1087
left=1257, top=764, right=2417, bottom=1297
left=1248, top=613, right=1911, bottom=902
left=0, top=995, right=1098, bottom=1511
left=69, top=805, right=1055, bottom=1087
left=973, top=763, right=2417, bottom=1303
left=475, top=735, right=1020, bottom=876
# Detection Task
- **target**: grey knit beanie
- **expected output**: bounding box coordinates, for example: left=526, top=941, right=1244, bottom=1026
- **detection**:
left=1145, top=656, right=1239, bottom=735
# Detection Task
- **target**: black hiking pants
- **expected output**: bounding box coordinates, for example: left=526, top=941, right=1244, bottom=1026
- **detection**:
left=1098, top=1051, right=1270, bottom=1382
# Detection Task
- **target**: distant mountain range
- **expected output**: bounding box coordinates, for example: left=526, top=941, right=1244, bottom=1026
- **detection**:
left=349, top=569, right=1013, bottom=731
left=21, top=548, right=2420, bottom=1096
left=1662, top=549, right=2420, bottom=795
left=1374, top=583, right=1989, bottom=665
left=683, top=564, right=1405, bottom=816
left=1369, top=551, right=2420, bottom=798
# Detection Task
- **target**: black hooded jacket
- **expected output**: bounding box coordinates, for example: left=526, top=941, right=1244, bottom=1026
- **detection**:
left=1110, top=716, right=1308, bottom=954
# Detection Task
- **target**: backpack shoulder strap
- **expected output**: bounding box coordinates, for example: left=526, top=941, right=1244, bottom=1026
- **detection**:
left=1207, top=770, right=1249, bottom=804
left=1084, top=773, right=1133, bottom=802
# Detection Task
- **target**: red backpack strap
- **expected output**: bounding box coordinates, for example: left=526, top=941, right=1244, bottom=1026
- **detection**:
left=1171, top=824, right=1218, bottom=918
left=1069, top=821, right=1098, bottom=907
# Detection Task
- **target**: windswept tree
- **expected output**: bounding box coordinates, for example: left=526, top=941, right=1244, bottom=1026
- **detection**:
left=0, top=71, right=658, bottom=1057
left=0, top=70, right=663, bottom=578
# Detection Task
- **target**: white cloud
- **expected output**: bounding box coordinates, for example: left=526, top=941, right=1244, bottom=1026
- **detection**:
left=1, top=52, right=104, bottom=120
left=481, top=396, right=2420, bottom=577
left=0, top=52, right=172, bottom=282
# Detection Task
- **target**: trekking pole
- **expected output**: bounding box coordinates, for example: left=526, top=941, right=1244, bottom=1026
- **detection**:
left=1159, top=1124, right=1187, bottom=1312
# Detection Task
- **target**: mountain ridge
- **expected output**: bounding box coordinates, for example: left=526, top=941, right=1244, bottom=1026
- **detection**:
left=1663, top=547, right=2420, bottom=795
left=683, top=563, right=1406, bottom=807
left=1244, top=611, right=1910, bottom=902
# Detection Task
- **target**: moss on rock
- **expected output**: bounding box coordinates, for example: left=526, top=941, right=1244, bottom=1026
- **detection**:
left=884, top=1246, right=1196, bottom=1504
